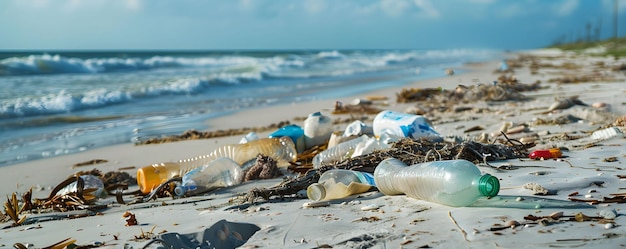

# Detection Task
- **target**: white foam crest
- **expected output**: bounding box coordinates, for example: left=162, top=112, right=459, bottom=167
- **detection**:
left=81, top=88, right=132, bottom=106
left=145, top=78, right=209, bottom=95
left=315, top=50, right=345, bottom=59
left=1, top=90, right=79, bottom=116
left=0, top=54, right=295, bottom=76
left=1, top=54, right=98, bottom=75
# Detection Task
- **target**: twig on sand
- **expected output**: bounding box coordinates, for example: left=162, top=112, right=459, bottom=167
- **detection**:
left=448, top=211, right=469, bottom=243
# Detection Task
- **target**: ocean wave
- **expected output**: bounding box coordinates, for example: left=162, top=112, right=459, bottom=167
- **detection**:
left=0, top=53, right=294, bottom=76
left=0, top=49, right=497, bottom=77
left=0, top=70, right=267, bottom=117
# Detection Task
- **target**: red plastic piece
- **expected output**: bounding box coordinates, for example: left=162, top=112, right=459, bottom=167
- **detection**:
left=529, top=148, right=562, bottom=160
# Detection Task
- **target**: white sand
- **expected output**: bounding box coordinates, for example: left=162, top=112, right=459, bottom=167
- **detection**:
left=1, top=50, right=626, bottom=249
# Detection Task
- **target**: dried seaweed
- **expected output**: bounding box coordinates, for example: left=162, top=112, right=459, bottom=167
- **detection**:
left=242, top=138, right=528, bottom=203
left=397, top=79, right=541, bottom=104
left=136, top=120, right=291, bottom=145
left=3, top=192, right=27, bottom=227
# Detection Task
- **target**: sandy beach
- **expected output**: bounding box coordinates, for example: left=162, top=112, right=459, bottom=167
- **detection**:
left=2, top=49, right=626, bottom=249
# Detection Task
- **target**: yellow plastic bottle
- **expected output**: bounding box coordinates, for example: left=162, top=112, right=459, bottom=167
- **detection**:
left=136, top=136, right=297, bottom=194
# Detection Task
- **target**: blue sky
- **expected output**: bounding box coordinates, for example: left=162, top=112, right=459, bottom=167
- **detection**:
left=1, top=0, right=625, bottom=51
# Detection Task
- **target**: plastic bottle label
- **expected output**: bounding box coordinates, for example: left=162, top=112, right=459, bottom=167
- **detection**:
left=359, top=172, right=377, bottom=186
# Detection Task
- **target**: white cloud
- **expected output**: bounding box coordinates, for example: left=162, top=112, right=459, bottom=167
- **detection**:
left=554, top=0, right=579, bottom=16
left=126, top=0, right=142, bottom=11
left=381, top=0, right=412, bottom=16
left=495, top=3, right=528, bottom=18
left=468, top=0, right=496, bottom=4
left=305, top=0, right=327, bottom=14
left=413, top=0, right=440, bottom=18
left=11, top=0, right=49, bottom=8
left=601, top=0, right=626, bottom=12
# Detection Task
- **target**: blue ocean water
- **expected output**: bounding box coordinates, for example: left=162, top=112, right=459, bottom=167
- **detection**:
left=0, top=49, right=504, bottom=167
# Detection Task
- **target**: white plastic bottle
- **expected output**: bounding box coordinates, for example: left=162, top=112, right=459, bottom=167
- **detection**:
left=137, top=137, right=296, bottom=194
left=372, top=110, right=440, bottom=139
left=374, top=158, right=500, bottom=207
left=303, top=112, right=334, bottom=148
left=307, top=169, right=376, bottom=201
left=174, top=157, right=244, bottom=197
left=312, top=134, right=369, bottom=168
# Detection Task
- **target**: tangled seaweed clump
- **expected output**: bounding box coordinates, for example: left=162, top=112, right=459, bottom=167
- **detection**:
left=242, top=137, right=530, bottom=203
left=396, top=78, right=541, bottom=104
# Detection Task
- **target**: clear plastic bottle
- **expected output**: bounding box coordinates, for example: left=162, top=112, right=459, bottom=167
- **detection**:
left=269, top=124, right=306, bottom=153
left=351, top=136, right=390, bottom=158
left=136, top=136, right=296, bottom=194
left=312, top=134, right=369, bottom=168
left=374, top=158, right=500, bottom=207
left=174, top=157, right=243, bottom=197
left=372, top=110, right=440, bottom=139
left=303, top=111, right=334, bottom=149
left=307, top=169, right=376, bottom=201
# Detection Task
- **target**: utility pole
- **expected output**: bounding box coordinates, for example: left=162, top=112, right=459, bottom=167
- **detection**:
left=614, top=0, right=618, bottom=50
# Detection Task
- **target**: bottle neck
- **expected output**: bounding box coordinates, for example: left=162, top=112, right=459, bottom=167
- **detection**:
left=477, top=174, right=500, bottom=197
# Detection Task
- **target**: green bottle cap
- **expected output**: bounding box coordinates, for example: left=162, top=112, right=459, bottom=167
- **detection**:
left=478, top=174, right=500, bottom=197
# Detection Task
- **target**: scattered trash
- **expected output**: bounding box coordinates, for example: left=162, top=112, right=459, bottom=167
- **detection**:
left=174, top=157, right=243, bottom=197
left=137, top=137, right=297, bottom=194
left=303, top=201, right=330, bottom=208
left=343, top=120, right=374, bottom=137
left=303, top=111, right=334, bottom=149
left=360, top=204, right=380, bottom=211
left=312, top=135, right=369, bottom=168
left=374, top=158, right=499, bottom=207
left=372, top=110, right=440, bottom=139
left=590, top=127, right=623, bottom=140
left=123, top=211, right=138, bottom=226
left=56, top=175, right=106, bottom=199
left=239, top=132, right=259, bottom=144
left=544, top=96, right=587, bottom=113
left=306, top=169, right=375, bottom=201
left=445, top=68, right=455, bottom=75
left=269, top=124, right=306, bottom=152
left=528, top=148, right=562, bottom=160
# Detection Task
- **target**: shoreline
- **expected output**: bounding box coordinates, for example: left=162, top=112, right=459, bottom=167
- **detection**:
left=0, top=57, right=503, bottom=198
left=2, top=49, right=626, bottom=248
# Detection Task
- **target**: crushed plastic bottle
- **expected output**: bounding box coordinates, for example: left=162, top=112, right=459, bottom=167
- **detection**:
left=374, top=158, right=500, bottom=207
left=372, top=110, right=440, bottom=139
left=312, top=135, right=369, bottom=168
left=343, top=120, right=373, bottom=137
left=351, top=136, right=391, bottom=158
left=56, top=175, right=107, bottom=198
left=137, top=137, right=296, bottom=194
left=307, top=169, right=376, bottom=201
left=174, top=157, right=243, bottom=197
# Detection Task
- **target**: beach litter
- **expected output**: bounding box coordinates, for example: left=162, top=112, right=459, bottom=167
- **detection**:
left=1, top=50, right=625, bottom=248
